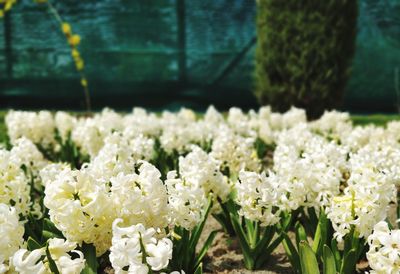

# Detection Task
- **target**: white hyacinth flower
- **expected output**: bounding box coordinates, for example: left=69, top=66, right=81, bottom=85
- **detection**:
left=235, top=170, right=282, bottom=226
left=47, top=238, right=85, bottom=274
left=327, top=162, right=396, bottom=242
left=110, top=219, right=172, bottom=273
left=0, top=204, right=24, bottom=271
left=0, top=149, right=32, bottom=215
left=165, top=170, right=207, bottom=230
left=44, top=167, right=116, bottom=255
left=110, top=161, right=169, bottom=229
left=11, top=249, right=46, bottom=274
left=5, top=110, right=56, bottom=148
left=367, top=221, right=400, bottom=274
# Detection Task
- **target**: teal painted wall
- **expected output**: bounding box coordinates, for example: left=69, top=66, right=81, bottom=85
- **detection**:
left=0, top=0, right=399, bottom=112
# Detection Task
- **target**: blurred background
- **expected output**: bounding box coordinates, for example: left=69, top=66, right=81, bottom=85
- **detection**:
left=0, top=0, right=399, bottom=113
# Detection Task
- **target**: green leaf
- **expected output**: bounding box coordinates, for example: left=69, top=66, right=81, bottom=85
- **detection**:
left=194, top=230, right=218, bottom=269
left=194, top=263, right=203, bottom=274
left=265, top=232, right=283, bottom=255
left=42, top=230, right=64, bottom=241
left=323, top=245, right=336, bottom=274
left=230, top=213, right=254, bottom=269
left=212, top=211, right=235, bottom=236
left=245, top=218, right=255, bottom=247
left=343, top=226, right=354, bottom=255
left=312, top=212, right=328, bottom=256
left=253, top=226, right=274, bottom=256
left=279, top=212, right=293, bottom=232
left=189, top=197, right=213, bottom=255
left=340, top=249, right=357, bottom=274
left=307, top=207, right=319, bottom=236
left=46, top=245, right=60, bottom=274
left=215, top=197, right=237, bottom=238
left=254, top=137, right=268, bottom=159
left=282, top=233, right=301, bottom=271
left=25, top=213, right=43, bottom=243
left=330, top=238, right=341, bottom=271
left=256, top=232, right=283, bottom=269
left=27, top=237, right=43, bottom=251
left=295, top=222, right=307, bottom=248
left=299, top=241, right=320, bottom=274
left=81, top=243, right=98, bottom=274
left=174, top=227, right=190, bottom=270
left=43, top=219, right=63, bottom=236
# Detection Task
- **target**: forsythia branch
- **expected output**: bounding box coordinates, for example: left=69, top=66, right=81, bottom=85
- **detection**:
left=0, top=0, right=92, bottom=113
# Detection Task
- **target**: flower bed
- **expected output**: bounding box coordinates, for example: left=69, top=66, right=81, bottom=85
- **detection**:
left=0, top=106, right=399, bottom=273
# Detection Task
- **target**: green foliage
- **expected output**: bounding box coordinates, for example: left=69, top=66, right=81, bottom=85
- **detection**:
left=255, top=0, right=358, bottom=118
left=229, top=213, right=284, bottom=270
left=351, top=114, right=400, bottom=126
left=81, top=243, right=99, bottom=274
left=282, top=210, right=364, bottom=274
left=0, top=111, right=9, bottom=146
left=299, top=241, right=319, bottom=274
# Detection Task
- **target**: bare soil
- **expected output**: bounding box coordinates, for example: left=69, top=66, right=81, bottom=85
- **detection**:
left=201, top=217, right=292, bottom=274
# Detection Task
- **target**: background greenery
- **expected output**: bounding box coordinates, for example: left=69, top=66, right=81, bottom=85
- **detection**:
left=0, top=0, right=399, bottom=112
left=255, top=0, right=357, bottom=118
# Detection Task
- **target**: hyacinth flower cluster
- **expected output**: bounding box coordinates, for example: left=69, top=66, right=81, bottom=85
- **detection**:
left=2, top=106, right=400, bottom=273
left=366, top=221, right=400, bottom=273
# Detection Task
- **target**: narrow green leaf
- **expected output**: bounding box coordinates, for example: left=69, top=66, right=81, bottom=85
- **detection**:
left=265, top=233, right=283, bottom=255
left=43, top=219, right=63, bottom=237
left=295, top=222, right=307, bottom=249
left=214, top=198, right=236, bottom=236
left=299, top=241, right=320, bottom=274
left=245, top=218, right=255, bottom=247
left=175, top=228, right=190, bottom=270
left=278, top=212, right=292, bottom=232
left=194, top=230, right=218, bottom=269
left=256, top=233, right=283, bottom=269
left=189, top=197, right=213, bottom=254
left=225, top=198, right=238, bottom=217
left=230, top=213, right=254, bottom=269
left=81, top=242, right=98, bottom=274
left=323, top=245, right=336, bottom=274
left=46, top=245, right=60, bottom=274
left=312, top=222, right=322, bottom=253
left=330, top=238, right=341, bottom=271
left=254, top=226, right=274, bottom=256
left=351, top=230, right=361, bottom=255
left=194, top=263, right=203, bottom=274
left=27, top=237, right=43, bottom=251
left=386, top=218, right=394, bottom=230
left=25, top=213, right=43, bottom=243
left=212, top=213, right=228, bottom=232
left=340, top=249, right=357, bottom=274
left=312, top=212, right=328, bottom=256
left=343, top=226, right=354, bottom=255
left=282, top=233, right=301, bottom=271
left=42, top=231, right=62, bottom=241
left=308, top=208, right=319, bottom=233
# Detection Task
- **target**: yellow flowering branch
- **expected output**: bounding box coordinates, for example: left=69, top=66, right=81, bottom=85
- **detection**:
left=1, top=0, right=92, bottom=113
left=45, top=0, right=91, bottom=112
left=0, top=0, right=16, bottom=17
